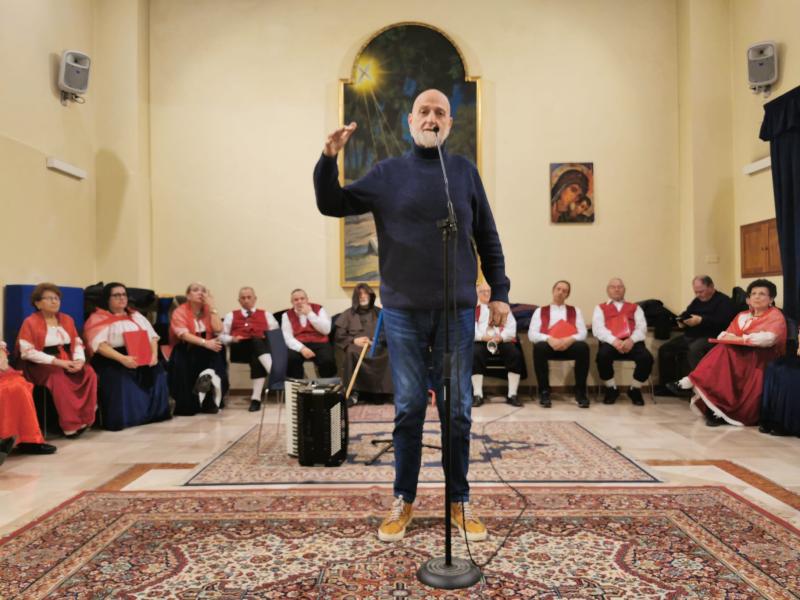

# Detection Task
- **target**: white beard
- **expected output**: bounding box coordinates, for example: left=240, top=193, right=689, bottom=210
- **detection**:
left=410, top=126, right=449, bottom=148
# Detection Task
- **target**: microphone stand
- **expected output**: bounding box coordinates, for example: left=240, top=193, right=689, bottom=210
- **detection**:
left=417, top=128, right=482, bottom=590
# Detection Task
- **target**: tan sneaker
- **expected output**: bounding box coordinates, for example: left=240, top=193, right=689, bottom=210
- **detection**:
left=378, top=496, right=413, bottom=542
left=451, top=501, right=488, bottom=541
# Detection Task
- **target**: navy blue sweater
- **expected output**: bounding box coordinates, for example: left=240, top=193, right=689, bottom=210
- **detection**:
left=314, top=144, right=510, bottom=310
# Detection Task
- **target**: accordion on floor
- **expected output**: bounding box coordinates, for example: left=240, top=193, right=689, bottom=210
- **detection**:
left=285, top=379, right=348, bottom=467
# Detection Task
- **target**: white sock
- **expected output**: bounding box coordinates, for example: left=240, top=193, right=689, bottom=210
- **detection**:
left=251, top=377, right=265, bottom=400
left=507, top=372, right=521, bottom=396
left=678, top=376, right=693, bottom=390
left=603, top=378, right=617, bottom=388
left=630, top=380, right=643, bottom=389
left=258, top=353, right=272, bottom=374
left=471, top=374, right=483, bottom=397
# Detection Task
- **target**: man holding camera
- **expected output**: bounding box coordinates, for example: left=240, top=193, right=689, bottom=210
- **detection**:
left=660, top=275, right=737, bottom=396
left=472, top=283, right=523, bottom=407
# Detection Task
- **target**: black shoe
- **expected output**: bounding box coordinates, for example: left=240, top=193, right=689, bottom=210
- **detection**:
left=0, top=436, right=16, bottom=466
left=665, top=381, right=693, bottom=398
left=770, top=425, right=791, bottom=437
left=200, top=396, right=219, bottom=414
left=472, top=395, right=484, bottom=407
left=64, top=425, right=88, bottom=439
left=248, top=400, right=261, bottom=412
left=628, top=387, right=645, bottom=406
left=507, top=394, right=522, bottom=407
left=705, top=414, right=726, bottom=427
left=603, top=387, right=620, bottom=404
left=758, top=423, right=772, bottom=434
left=576, top=389, right=590, bottom=408
left=539, top=390, right=551, bottom=408
left=15, top=442, right=57, bottom=455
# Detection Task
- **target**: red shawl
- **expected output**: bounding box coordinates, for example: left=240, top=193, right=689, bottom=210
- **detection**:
left=16, top=311, right=80, bottom=360
left=725, top=306, right=787, bottom=355
left=83, top=308, right=140, bottom=357
left=169, top=302, right=213, bottom=347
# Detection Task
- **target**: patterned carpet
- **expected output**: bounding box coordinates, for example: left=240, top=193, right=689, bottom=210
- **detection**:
left=2, top=487, right=798, bottom=599
left=186, top=420, right=657, bottom=486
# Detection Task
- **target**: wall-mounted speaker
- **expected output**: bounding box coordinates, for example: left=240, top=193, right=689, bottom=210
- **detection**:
left=58, top=50, right=90, bottom=104
left=747, top=41, right=777, bottom=95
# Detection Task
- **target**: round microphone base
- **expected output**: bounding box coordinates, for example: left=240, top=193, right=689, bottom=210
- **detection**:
left=417, top=556, right=482, bottom=590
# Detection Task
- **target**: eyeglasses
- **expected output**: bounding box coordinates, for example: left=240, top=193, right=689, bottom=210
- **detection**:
left=110, top=293, right=128, bottom=298
left=40, top=296, right=60, bottom=302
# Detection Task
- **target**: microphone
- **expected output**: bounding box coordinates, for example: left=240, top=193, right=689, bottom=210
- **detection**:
left=432, top=125, right=440, bottom=133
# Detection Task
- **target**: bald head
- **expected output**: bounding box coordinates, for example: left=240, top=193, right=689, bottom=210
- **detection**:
left=408, top=88, right=453, bottom=148
left=606, top=278, right=626, bottom=302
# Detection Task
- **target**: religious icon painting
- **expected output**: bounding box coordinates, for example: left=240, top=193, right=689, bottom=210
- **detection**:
left=549, top=162, right=594, bottom=224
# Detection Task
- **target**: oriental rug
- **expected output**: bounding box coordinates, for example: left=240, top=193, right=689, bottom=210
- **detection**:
left=185, top=420, right=657, bottom=486
left=2, top=487, right=798, bottom=599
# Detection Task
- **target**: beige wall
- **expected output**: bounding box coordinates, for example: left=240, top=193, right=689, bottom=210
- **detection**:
left=149, top=0, right=682, bottom=318
left=3, top=0, right=798, bottom=333
left=730, top=0, right=800, bottom=304
left=0, top=0, right=96, bottom=327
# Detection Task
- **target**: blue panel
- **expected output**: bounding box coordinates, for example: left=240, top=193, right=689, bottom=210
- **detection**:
left=4, top=284, right=85, bottom=348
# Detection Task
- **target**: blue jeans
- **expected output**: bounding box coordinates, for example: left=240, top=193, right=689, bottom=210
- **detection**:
left=382, top=307, right=474, bottom=503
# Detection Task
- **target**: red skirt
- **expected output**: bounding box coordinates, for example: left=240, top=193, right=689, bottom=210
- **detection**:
left=689, top=344, right=780, bottom=426
left=0, top=370, right=45, bottom=444
left=22, top=362, right=98, bottom=432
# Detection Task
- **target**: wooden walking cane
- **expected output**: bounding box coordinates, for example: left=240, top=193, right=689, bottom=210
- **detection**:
left=345, top=340, right=371, bottom=400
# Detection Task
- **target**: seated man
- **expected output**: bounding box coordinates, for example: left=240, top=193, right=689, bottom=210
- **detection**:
left=334, top=283, right=392, bottom=403
left=281, top=288, right=337, bottom=380
left=221, top=287, right=279, bottom=412
left=659, top=275, right=736, bottom=396
left=529, top=280, right=590, bottom=408
left=472, top=283, right=524, bottom=407
left=592, top=278, right=653, bottom=405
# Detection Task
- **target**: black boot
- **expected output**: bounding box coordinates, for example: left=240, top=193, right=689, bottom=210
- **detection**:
left=539, top=390, right=551, bottom=408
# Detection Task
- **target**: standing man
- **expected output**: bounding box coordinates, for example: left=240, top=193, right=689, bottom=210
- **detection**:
left=528, top=280, right=590, bottom=408
left=280, top=289, right=337, bottom=380
left=314, top=89, right=510, bottom=542
left=659, top=276, right=736, bottom=396
left=220, top=287, right=279, bottom=412
left=472, top=282, right=524, bottom=407
left=592, top=278, right=653, bottom=406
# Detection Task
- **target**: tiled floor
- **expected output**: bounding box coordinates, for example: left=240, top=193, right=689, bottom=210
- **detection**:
left=2, top=393, right=799, bottom=536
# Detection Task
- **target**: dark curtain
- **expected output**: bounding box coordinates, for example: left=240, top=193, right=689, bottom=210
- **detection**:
left=760, top=85, right=800, bottom=321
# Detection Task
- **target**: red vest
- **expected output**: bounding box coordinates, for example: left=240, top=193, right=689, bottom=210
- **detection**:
left=541, top=305, right=576, bottom=333
left=231, top=309, right=269, bottom=339
left=286, top=304, right=329, bottom=344
left=599, top=302, right=638, bottom=339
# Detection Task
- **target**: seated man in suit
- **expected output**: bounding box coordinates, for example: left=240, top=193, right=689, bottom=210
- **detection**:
left=472, top=283, right=524, bottom=407
left=658, top=275, right=736, bottom=396
left=220, top=287, right=279, bottom=412
left=281, top=288, right=337, bottom=380
left=528, top=280, right=590, bottom=408
left=592, top=278, right=653, bottom=406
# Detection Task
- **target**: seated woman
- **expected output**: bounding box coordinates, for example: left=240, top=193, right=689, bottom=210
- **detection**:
left=0, top=341, right=56, bottom=456
left=83, top=282, right=170, bottom=431
left=17, top=283, right=97, bottom=438
left=334, top=283, right=392, bottom=403
left=168, top=282, right=228, bottom=415
left=672, top=279, right=786, bottom=427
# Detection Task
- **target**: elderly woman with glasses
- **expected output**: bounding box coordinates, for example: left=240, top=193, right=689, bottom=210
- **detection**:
left=16, top=283, right=97, bottom=438
left=83, top=282, right=171, bottom=430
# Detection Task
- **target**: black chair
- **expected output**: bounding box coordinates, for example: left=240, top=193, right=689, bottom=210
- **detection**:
left=32, top=385, right=62, bottom=439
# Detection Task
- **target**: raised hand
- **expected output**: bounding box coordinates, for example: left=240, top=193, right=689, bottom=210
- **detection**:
left=323, top=122, right=357, bottom=157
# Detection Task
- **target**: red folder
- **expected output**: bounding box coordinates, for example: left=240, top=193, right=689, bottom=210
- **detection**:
left=607, top=315, right=632, bottom=339
left=548, top=320, right=578, bottom=339
left=709, top=337, right=750, bottom=346
left=123, top=330, right=152, bottom=366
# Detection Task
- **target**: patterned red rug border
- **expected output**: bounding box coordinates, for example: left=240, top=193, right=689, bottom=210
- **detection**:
left=3, top=484, right=799, bottom=547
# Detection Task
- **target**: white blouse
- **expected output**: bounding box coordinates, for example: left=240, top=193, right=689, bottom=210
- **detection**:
left=20, top=326, right=86, bottom=364
left=90, top=312, right=159, bottom=352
